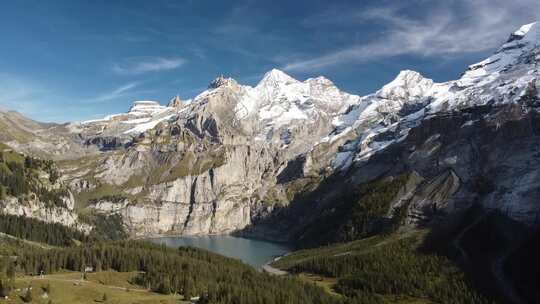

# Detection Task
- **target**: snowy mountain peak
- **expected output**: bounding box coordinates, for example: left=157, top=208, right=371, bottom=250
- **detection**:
left=257, top=69, right=299, bottom=87
left=376, top=70, right=434, bottom=101
left=128, top=101, right=167, bottom=116
left=502, top=22, right=539, bottom=47
left=306, top=76, right=334, bottom=86
left=516, top=22, right=537, bottom=35
left=168, top=96, right=183, bottom=108
left=395, top=70, right=424, bottom=80
left=518, top=21, right=540, bottom=43
left=509, top=22, right=538, bottom=41
left=209, top=75, right=237, bottom=89
left=461, top=22, right=540, bottom=83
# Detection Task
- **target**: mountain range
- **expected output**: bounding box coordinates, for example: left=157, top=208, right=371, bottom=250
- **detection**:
left=1, top=22, right=539, bottom=245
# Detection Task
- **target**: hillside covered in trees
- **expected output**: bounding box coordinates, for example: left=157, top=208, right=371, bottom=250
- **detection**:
left=274, top=231, right=491, bottom=304
left=0, top=213, right=340, bottom=304
left=0, top=143, right=65, bottom=208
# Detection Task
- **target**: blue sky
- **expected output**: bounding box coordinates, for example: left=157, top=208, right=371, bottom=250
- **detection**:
left=0, top=0, right=538, bottom=122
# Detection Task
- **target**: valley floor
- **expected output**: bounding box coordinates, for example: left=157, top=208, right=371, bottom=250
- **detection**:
left=3, top=271, right=187, bottom=304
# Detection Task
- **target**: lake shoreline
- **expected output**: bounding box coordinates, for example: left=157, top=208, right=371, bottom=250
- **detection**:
left=140, top=232, right=292, bottom=246
left=147, top=234, right=292, bottom=270
left=262, top=254, right=289, bottom=275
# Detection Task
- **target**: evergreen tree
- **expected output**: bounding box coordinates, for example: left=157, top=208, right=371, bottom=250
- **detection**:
left=22, top=287, right=32, bottom=303
left=6, top=262, right=15, bottom=279
left=183, top=278, right=193, bottom=299
left=0, top=279, right=12, bottom=297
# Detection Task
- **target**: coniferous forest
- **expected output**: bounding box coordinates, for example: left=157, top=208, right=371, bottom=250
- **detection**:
left=0, top=151, right=525, bottom=304
left=0, top=232, right=339, bottom=304
left=0, top=205, right=507, bottom=304
left=276, top=234, right=492, bottom=304
left=0, top=213, right=88, bottom=246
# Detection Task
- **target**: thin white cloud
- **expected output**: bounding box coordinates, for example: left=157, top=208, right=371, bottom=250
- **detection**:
left=93, top=82, right=141, bottom=102
left=283, top=0, right=540, bottom=72
left=112, top=56, right=186, bottom=74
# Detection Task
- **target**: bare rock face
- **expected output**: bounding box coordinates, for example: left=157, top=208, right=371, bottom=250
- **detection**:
left=79, top=70, right=359, bottom=236
left=88, top=131, right=282, bottom=236
left=0, top=191, right=90, bottom=232
left=69, top=178, right=97, bottom=192
left=168, top=96, right=184, bottom=108
left=208, top=75, right=236, bottom=89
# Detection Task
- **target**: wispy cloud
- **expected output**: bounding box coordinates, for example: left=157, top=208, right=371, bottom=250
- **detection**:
left=112, top=56, right=186, bottom=74
left=283, top=0, right=540, bottom=72
left=94, top=82, right=141, bottom=102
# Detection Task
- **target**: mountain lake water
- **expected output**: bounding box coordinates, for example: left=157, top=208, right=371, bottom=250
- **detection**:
left=148, top=235, right=291, bottom=269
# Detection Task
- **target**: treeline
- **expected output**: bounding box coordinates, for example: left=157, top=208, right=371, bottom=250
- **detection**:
left=0, top=161, right=29, bottom=198
left=18, top=240, right=340, bottom=304
left=282, top=236, right=493, bottom=304
left=297, top=174, right=410, bottom=246
left=0, top=213, right=87, bottom=246
left=0, top=236, right=40, bottom=256
left=79, top=212, right=128, bottom=241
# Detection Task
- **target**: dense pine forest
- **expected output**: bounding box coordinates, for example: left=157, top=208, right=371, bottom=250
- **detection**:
left=0, top=212, right=498, bottom=304
left=275, top=233, right=491, bottom=304
left=0, top=213, right=88, bottom=246
left=15, top=241, right=340, bottom=304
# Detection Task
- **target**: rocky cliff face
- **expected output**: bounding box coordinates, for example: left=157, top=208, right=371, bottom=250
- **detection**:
left=2, top=22, right=539, bottom=239
left=0, top=146, right=90, bottom=232
left=1, top=194, right=87, bottom=230
left=60, top=70, right=359, bottom=235
left=250, top=22, right=540, bottom=242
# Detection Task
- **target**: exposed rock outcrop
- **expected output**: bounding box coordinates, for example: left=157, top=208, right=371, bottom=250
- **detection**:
left=168, top=95, right=184, bottom=108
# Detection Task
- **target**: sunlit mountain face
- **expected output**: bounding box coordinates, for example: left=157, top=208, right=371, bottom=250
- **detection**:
left=0, top=2, right=539, bottom=304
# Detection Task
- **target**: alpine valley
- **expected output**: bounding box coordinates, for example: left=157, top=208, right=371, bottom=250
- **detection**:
left=1, top=21, right=540, bottom=304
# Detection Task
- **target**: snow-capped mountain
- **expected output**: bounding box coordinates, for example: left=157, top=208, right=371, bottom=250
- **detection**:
left=236, top=69, right=359, bottom=143
left=236, top=69, right=358, bottom=123
left=313, top=22, right=540, bottom=228
left=76, top=100, right=176, bottom=134
left=329, top=22, right=540, bottom=171
left=66, top=100, right=185, bottom=150
left=2, top=22, right=539, bottom=238
left=72, top=68, right=360, bottom=153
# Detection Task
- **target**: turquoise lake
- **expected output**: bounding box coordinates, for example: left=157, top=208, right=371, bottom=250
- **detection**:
left=148, top=235, right=291, bottom=269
